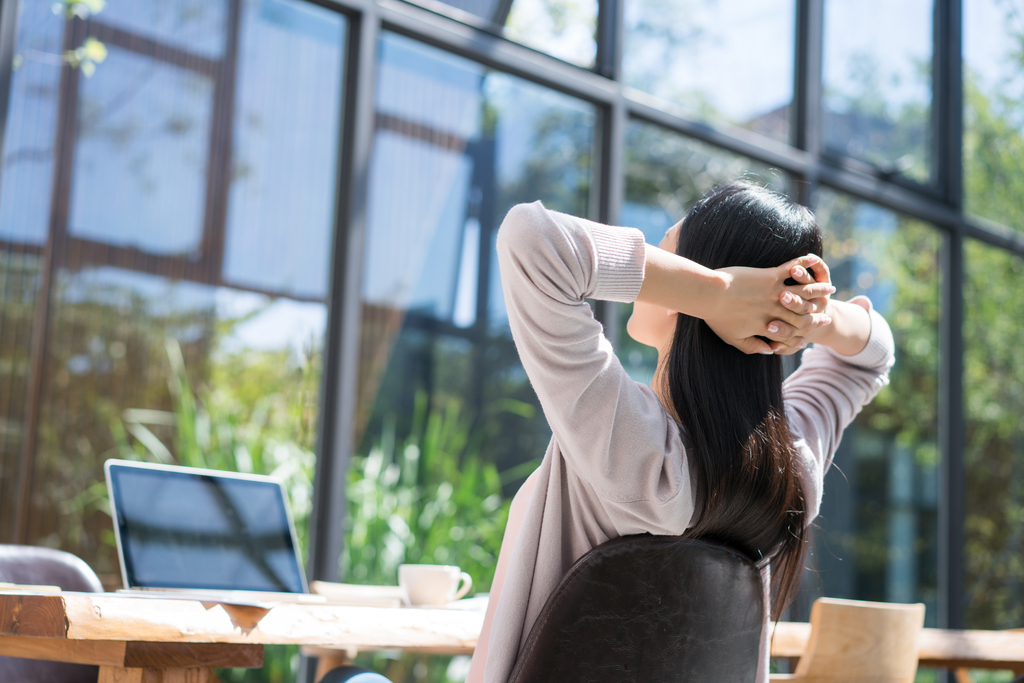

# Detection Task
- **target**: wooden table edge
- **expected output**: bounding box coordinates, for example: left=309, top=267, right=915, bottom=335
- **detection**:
left=0, top=635, right=263, bottom=669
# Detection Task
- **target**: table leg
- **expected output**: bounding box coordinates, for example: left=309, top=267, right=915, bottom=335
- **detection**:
left=953, top=669, right=975, bottom=683
left=98, top=666, right=217, bottom=683
left=313, top=650, right=356, bottom=682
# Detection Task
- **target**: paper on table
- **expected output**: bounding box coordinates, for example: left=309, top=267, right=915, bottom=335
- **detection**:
left=310, top=581, right=404, bottom=608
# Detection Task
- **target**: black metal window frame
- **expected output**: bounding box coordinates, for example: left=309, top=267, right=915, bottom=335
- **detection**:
left=303, top=0, right=1024, bottom=642
left=3, top=0, right=1023, bottom=647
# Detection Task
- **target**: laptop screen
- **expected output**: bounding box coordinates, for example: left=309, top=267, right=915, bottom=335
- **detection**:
left=106, top=461, right=306, bottom=593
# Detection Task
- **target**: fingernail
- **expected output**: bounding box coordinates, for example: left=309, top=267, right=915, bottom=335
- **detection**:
left=781, top=292, right=793, bottom=304
left=768, top=323, right=779, bottom=334
left=800, top=341, right=807, bottom=349
left=807, top=254, right=819, bottom=263
left=760, top=349, right=774, bottom=355
left=829, top=286, right=836, bottom=294
left=824, top=316, right=832, bottom=325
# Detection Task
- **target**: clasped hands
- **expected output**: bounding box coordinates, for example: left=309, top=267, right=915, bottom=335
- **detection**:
left=707, top=254, right=834, bottom=356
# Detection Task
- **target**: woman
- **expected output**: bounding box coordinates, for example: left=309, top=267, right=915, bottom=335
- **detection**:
left=465, top=182, right=894, bottom=683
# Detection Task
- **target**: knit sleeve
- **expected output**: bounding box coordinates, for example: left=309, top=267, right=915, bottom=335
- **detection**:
left=495, top=202, right=695, bottom=527
left=782, top=305, right=896, bottom=522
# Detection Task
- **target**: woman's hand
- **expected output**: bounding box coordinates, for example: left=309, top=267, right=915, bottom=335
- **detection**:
left=760, top=256, right=834, bottom=355
left=706, top=255, right=835, bottom=355
left=768, top=259, right=875, bottom=356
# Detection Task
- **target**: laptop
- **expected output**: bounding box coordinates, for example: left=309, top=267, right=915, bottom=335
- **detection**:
left=105, top=459, right=324, bottom=604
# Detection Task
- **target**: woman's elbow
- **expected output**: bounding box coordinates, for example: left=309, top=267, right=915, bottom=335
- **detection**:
left=496, top=201, right=546, bottom=258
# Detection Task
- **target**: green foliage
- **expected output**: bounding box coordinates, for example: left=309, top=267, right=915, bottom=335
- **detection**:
left=959, top=15, right=1024, bottom=630
left=109, top=337, right=318, bottom=557
left=342, top=390, right=529, bottom=683
left=103, top=336, right=321, bottom=683
left=964, top=74, right=1024, bottom=232
left=344, top=390, right=513, bottom=589
left=962, top=241, right=1024, bottom=630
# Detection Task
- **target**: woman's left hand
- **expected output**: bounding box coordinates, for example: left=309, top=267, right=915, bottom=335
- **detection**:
left=762, top=257, right=834, bottom=355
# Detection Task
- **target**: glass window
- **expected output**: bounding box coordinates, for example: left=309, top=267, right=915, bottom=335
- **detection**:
left=963, top=0, right=1024, bottom=232
left=964, top=239, right=1024, bottom=630
left=619, top=119, right=787, bottom=383
left=803, top=187, right=940, bottom=624
left=0, top=0, right=345, bottom=600
left=504, top=0, right=597, bottom=67
left=822, top=0, right=933, bottom=183
left=622, top=0, right=795, bottom=143
left=403, top=0, right=598, bottom=68
left=350, top=31, right=595, bottom=589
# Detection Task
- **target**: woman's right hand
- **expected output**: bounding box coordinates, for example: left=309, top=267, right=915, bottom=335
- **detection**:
left=706, top=255, right=835, bottom=355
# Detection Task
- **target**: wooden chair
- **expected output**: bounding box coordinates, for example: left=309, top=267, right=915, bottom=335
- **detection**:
left=771, top=597, right=925, bottom=683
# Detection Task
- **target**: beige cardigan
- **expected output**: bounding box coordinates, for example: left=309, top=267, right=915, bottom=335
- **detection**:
left=466, top=202, right=895, bottom=683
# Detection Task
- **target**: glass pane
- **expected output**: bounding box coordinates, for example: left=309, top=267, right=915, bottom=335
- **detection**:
left=963, top=0, right=1024, bottom=232
left=403, top=0, right=597, bottom=68
left=803, top=187, right=940, bottom=624
left=0, top=0, right=346, bottom=613
left=822, top=0, right=933, bottom=183
left=92, top=0, right=227, bottom=59
left=619, top=118, right=788, bottom=383
left=503, top=0, right=597, bottom=66
left=623, top=0, right=795, bottom=143
left=964, top=239, right=1024, bottom=629
left=349, top=32, right=595, bottom=590
left=70, top=49, right=214, bottom=255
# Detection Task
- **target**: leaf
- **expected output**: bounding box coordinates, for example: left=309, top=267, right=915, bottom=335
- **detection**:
left=124, top=422, right=173, bottom=464
left=83, top=37, right=107, bottom=63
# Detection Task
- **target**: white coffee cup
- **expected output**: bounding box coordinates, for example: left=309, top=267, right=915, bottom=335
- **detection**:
left=398, top=564, right=472, bottom=606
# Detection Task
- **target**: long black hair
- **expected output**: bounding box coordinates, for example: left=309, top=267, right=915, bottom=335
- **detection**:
left=664, top=181, right=822, bottom=619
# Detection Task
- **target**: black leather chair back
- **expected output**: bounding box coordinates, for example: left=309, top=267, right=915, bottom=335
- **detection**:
left=0, top=544, right=104, bottom=683
left=508, top=535, right=764, bottom=683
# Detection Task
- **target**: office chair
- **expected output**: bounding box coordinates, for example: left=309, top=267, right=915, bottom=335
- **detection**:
left=508, top=534, right=765, bottom=683
left=0, top=544, right=105, bottom=683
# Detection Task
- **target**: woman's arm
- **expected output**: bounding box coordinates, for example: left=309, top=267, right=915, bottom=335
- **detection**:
left=496, top=202, right=838, bottom=507
left=636, top=223, right=836, bottom=355
left=465, top=472, right=538, bottom=683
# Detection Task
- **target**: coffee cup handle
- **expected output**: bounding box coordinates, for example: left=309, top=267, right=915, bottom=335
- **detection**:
left=453, top=572, right=472, bottom=601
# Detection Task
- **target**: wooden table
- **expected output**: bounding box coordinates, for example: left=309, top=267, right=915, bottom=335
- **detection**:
left=0, top=591, right=483, bottom=682
left=3, top=590, right=1023, bottom=681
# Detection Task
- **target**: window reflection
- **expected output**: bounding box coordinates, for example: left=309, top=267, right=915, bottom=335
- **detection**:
left=356, top=32, right=596, bottom=505
left=504, top=0, right=597, bottom=67
left=822, top=0, right=932, bottom=183
left=964, top=240, right=1024, bottom=629
left=0, top=0, right=344, bottom=580
left=70, top=47, right=214, bottom=255
left=963, top=0, right=1024, bottom=233
left=805, top=187, right=940, bottom=622
left=401, top=0, right=597, bottom=68
left=619, top=119, right=786, bottom=383
left=623, top=0, right=795, bottom=143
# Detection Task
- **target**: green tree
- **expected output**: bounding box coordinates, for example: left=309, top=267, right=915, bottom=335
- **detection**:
left=960, top=17, right=1024, bottom=630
